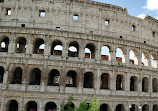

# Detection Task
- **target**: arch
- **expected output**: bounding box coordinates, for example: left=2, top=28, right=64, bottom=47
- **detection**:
left=115, top=104, right=125, bottom=111
left=0, top=66, right=4, bottom=83
left=66, top=70, right=77, bottom=87
left=153, top=104, right=158, bottom=111
left=11, top=67, right=22, bottom=84
left=129, top=104, right=139, bottom=111
left=116, top=74, right=124, bottom=90
left=100, top=103, right=110, bottom=111
left=151, top=54, right=157, bottom=68
left=100, top=73, right=109, bottom=89
left=130, top=76, right=138, bottom=91
left=116, top=48, right=125, bottom=63
left=85, top=43, right=95, bottom=59
left=101, top=45, right=111, bottom=61
left=33, top=38, right=45, bottom=54
left=16, top=37, right=27, bottom=53
left=45, top=102, right=57, bottom=111
left=129, top=50, right=138, bottom=65
left=8, top=100, right=18, bottom=111
left=51, top=40, right=62, bottom=56
left=47, top=69, right=60, bottom=86
left=152, top=78, right=158, bottom=92
left=0, top=37, right=9, bottom=52
left=64, top=103, right=75, bottom=110
left=142, top=77, right=149, bottom=92
left=142, top=104, right=149, bottom=111
left=83, top=72, right=93, bottom=88
left=26, top=101, right=37, bottom=111
left=142, top=52, right=148, bottom=66
left=68, top=41, right=79, bottom=57
left=29, top=68, right=41, bottom=85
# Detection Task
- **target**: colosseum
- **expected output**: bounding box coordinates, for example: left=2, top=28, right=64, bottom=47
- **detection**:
left=0, top=0, right=158, bottom=111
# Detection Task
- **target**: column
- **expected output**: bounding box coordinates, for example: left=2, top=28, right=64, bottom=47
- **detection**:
left=95, top=68, right=100, bottom=94
left=95, top=42, right=101, bottom=62
left=40, top=67, right=47, bottom=92
left=26, top=34, right=33, bottom=55
left=138, top=76, right=142, bottom=93
left=111, top=43, right=116, bottom=65
left=38, top=102, right=44, bottom=111
left=148, top=51, right=151, bottom=67
left=59, top=69, right=66, bottom=93
left=126, top=73, right=130, bottom=92
left=62, top=40, right=68, bottom=59
left=77, top=69, right=84, bottom=93
left=124, top=46, right=129, bottom=65
left=79, top=41, right=85, bottom=60
left=8, top=33, right=15, bottom=54
left=138, top=48, right=142, bottom=67
left=0, top=96, right=5, bottom=111
left=44, top=35, right=51, bottom=56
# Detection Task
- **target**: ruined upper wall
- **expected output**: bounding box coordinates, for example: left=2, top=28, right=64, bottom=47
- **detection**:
left=0, top=0, right=158, bottom=47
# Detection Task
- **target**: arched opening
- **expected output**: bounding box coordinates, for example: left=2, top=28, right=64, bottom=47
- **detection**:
left=129, top=104, right=138, bottom=111
left=0, top=37, right=9, bottom=52
left=26, top=101, right=37, bottom=111
left=142, top=77, right=149, bottom=92
left=45, top=102, right=57, bottom=111
left=100, top=104, right=110, bottom=111
left=66, top=70, right=77, bottom=87
left=142, top=104, right=149, bottom=111
left=153, top=78, right=158, bottom=92
left=51, top=40, right=62, bottom=56
left=33, top=39, right=45, bottom=54
left=130, top=76, right=138, bottom=91
left=129, top=50, right=138, bottom=65
left=8, top=100, right=18, bottom=111
left=16, top=37, right=27, bottom=53
left=101, top=46, right=111, bottom=61
left=68, top=41, right=79, bottom=57
left=116, top=75, right=124, bottom=90
left=116, top=104, right=125, bottom=111
left=47, top=69, right=60, bottom=86
left=29, top=68, right=41, bottom=85
left=100, top=73, right=109, bottom=89
left=142, top=52, right=148, bottom=66
left=116, top=48, right=125, bottom=63
left=153, top=105, right=158, bottom=111
left=85, top=43, right=95, bottom=59
left=83, top=72, right=93, bottom=88
left=151, top=54, right=157, bottom=68
left=0, top=66, right=4, bottom=83
left=11, top=67, right=22, bottom=84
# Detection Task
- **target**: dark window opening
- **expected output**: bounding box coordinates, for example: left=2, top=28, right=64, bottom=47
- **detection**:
left=116, top=104, right=125, bottom=111
left=16, top=37, right=27, bottom=53
left=83, top=72, right=93, bottom=88
left=153, top=31, right=155, bottom=37
left=153, top=105, right=158, bottom=111
left=100, top=73, right=109, bottom=89
left=6, top=8, right=11, bottom=15
left=45, top=102, right=57, bottom=111
left=51, top=40, right=62, bottom=56
left=153, top=78, right=158, bottom=92
left=11, top=67, right=22, bottom=84
left=130, top=76, right=138, bottom=91
left=142, top=77, right=149, bottom=92
left=68, top=41, right=79, bottom=57
left=39, top=10, right=45, bottom=17
left=33, top=39, right=45, bottom=54
left=142, top=104, right=149, bottom=111
left=21, top=24, right=25, bottom=27
left=29, top=68, right=41, bottom=85
left=47, top=69, right=60, bottom=86
left=85, top=43, right=95, bottom=59
left=0, top=37, right=9, bottom=52
left=130, top=104, right=138, bottom=111
left=100, top=104, right=109, bottom=111
left=144, top=41, right=146, bottom=44
left=0, top=66, right=4, bottom=83
left=8, top=100, right=18, bottom=111
left=120, top=36, right=123, bottom=39
left=26, top=101, right=37, bottom=111
left=66, top=70, right=77, bottom=87
left=116, top=75, right=124, bottom=90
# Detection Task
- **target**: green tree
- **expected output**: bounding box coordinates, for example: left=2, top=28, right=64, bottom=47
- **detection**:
left=88, top=95, right=100, bottom=111
left=77, top=98, right=88, bottom=111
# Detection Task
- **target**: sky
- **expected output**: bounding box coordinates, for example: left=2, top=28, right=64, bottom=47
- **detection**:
left=92, top=0, right=158, bottom=19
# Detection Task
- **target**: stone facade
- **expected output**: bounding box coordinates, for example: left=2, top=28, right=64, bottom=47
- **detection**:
left=0, top=0, right=158, bottom=111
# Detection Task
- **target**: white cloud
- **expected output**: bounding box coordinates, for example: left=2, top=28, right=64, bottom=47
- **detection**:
left=145, top=0, right=158, bottom=10
left=155, top=16, right=158, bottom=19
left=137, top=13, right=146, bottom=19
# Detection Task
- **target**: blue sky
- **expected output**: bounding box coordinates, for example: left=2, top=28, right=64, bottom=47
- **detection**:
left=92, top=0, right=158, bottom=19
